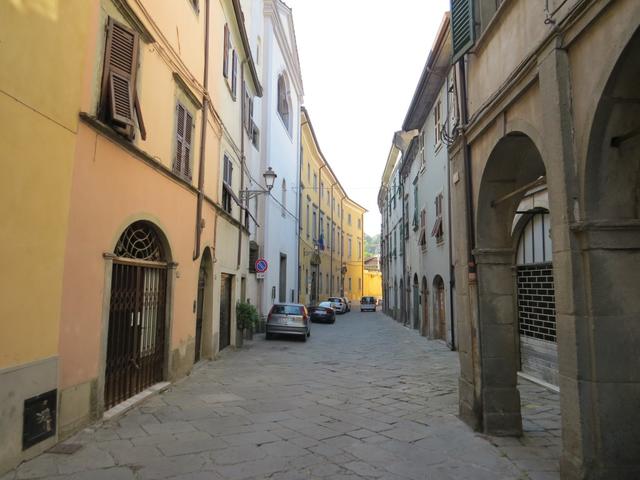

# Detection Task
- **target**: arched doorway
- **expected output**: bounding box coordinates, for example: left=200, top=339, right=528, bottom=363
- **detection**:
left=412, top=274, right=419, bottom=330
left=475, top=131, right=547, bottom=436
left=575, top=27, right=640, bottom=475
left=194, top=248, right=213, bottom=363
left=513, top=204, right=556, bottom=386
left=433, top=276, right=446, bottom=340
left=399, top=278, right=404, bottom=323
left=393, top=279, right=398, bottom=320
left=421, top=276, right=428, bottom=337
left=105, top=221, right=169, bottom=409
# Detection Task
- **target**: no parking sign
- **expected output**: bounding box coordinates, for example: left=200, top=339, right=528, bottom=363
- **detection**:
left=255, top=258, right=268, bottom=279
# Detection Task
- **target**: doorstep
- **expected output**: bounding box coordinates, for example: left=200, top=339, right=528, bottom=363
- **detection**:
left=103, top=382, right=171, bottom=422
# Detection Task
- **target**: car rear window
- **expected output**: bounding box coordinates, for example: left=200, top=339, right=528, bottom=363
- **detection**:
left=328, top=297, right=342, bottom=302
left=318, top=302, right=332, bottom=308
left=361, top=297, right=374, bottom=303
left=271, top=305, right=304, bottom=315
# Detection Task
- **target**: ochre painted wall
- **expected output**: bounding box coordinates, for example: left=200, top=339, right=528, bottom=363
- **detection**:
left=364, top=271, right=383, bottom=299
left=0, top=0, right=93, bottom=369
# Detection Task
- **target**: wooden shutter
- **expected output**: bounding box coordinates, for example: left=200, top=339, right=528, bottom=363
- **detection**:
left=183, top=111, right=193, bottom=179
left=223, top=24, right=230, bottom=78
left=109, top=71, right=134, bottom=126
left=102, top=19, right=139, bottom=130
left=174, top=103, right=192, bottom=179
left=231, top=50, right=238, bottom=98
left=451, top=0, right=475, bottom=63
left=175, top=104, right=185, bottom=175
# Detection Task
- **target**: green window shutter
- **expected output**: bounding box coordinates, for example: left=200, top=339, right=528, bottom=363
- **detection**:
left=451, top=0, right=475, bottom=63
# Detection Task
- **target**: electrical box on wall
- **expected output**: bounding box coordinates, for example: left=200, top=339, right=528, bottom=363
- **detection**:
left=23, top=389, right=57, bottom=450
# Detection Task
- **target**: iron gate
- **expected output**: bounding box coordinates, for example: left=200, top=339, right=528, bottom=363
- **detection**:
left=219, top=273, right=232, bottom=351
left=194, top=265, right=205, bottom=362
left=105, top=261, right=167, bottom=409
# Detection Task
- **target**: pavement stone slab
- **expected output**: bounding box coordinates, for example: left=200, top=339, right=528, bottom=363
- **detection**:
left=5, top=310, right=561, bottom=480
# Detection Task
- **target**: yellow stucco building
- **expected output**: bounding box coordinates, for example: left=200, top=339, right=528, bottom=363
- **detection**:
left=299, top=108, right=366, bottom=306
left=0, top=0, right=261, bottom=474
left=363, top=256, right=383, bottom=300
left=0, top=0, right=94, bottom=471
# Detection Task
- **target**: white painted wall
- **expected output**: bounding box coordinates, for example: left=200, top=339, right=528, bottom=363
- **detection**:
left=256, top=4, right=303, bottom=316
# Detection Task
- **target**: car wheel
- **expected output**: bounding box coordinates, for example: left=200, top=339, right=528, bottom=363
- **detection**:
left=302, top=334, right=307, bottom=342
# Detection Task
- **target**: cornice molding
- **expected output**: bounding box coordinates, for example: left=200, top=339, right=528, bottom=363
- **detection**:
left=264, top=0, right=304, bottom=98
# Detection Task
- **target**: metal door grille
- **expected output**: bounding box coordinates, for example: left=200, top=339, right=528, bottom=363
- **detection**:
left=219, top=274, right=232, bottom=351
left=194, top=266, right=205, bottom=362
left=105, top=261, right=167, bottom=409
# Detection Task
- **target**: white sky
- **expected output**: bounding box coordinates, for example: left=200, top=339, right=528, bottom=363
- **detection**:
left=286, top=0, right=450, bottom=236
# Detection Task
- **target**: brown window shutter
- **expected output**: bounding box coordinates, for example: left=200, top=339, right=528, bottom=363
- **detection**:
left=223, top=24, right=229, bottom=78
left=108, top=71, right=134, bottom=126
left=183, top=111, right=193, bottom=179
left=175, top=103, right=185, bottom=175
left=232, top=50, right=238, bottom=98
left=101, top=18, right=139, bottom=136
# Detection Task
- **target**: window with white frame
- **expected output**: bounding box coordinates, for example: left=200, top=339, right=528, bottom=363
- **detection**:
left=222, top=155, right=234, bottom=213
left=434, top=100, right=442, bottom=147
left=277, top=73, right=291, bottom=132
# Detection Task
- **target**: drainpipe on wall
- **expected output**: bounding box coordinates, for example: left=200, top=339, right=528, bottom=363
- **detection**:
left=459, top=60, right=476, bottom=274
left=193, top=0, right=211, bottom=261
left=237, top=62, right=247, bottom=270
left=458, top=56, right=483, bottom=422
left=446, top=73, right=456, bottom=351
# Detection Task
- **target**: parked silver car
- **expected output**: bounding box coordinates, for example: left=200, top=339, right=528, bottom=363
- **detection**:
left=265, top=303, right=310, bottom=341
left=327, top=297, right=347, bottom=314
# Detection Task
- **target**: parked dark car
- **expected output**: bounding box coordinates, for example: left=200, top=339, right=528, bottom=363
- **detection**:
left=309, top=302, right=336, bottom=324
left=360, top=296, right=377, bottom=312
left=265, top=303, right=310, bottom=341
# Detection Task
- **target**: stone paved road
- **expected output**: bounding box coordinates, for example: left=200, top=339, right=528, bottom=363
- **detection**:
left=3, top=309, right=560, bottom=480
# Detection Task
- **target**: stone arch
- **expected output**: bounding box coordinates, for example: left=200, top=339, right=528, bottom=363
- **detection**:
left=195, top=246, right=214, bottom=362
left=568, top=26, right=640, bottom=476
left=112, top=217, right=173, bottom=263
left=432, top=275, right=446, bottom=341
left=475, top=132, right=547, bottom=436
left=584, top=26, right=640, bottom=221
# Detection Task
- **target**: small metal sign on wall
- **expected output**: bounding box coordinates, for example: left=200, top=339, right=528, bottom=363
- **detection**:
left=23, top=389, right=57, bottom=450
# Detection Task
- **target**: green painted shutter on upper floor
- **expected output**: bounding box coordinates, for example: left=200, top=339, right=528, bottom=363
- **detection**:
left=451, top=0, right=475, bottom=63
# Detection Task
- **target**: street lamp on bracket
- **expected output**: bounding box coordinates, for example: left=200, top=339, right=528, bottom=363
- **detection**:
left=239, top=167, right=277, bottom=202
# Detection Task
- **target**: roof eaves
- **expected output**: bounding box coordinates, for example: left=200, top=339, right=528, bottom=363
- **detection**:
left=231, top=0, right=263, bottom=97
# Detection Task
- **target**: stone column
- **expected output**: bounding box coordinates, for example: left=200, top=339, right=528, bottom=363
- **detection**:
left=538, top=44, right=594, bottom=479
left=475, top=248, right=522, bottom=436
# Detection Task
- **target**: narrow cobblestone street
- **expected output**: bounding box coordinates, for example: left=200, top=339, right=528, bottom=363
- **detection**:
left=4, top=310, right=560, bottom=480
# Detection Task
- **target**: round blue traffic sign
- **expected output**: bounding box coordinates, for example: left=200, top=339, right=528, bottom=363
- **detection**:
left=255, top=258, right=268, bottom=273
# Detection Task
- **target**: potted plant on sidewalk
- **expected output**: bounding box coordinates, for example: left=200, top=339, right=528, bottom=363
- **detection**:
left=236, top=301, right=259, bottom=342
